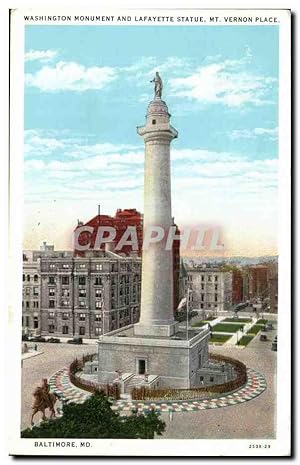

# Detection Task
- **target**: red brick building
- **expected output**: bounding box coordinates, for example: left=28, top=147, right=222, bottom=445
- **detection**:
left=74, top=208, right=180, bottom=310
left=232, top=269, right=244, bottom=304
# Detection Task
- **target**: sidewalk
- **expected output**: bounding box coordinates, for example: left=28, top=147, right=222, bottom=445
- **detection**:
left=21, top=350, right=44, bottom=360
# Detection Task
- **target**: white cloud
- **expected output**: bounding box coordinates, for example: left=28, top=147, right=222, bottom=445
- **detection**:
left=25, top=49, right=58, bottom=62
left=169, top=53, right=277, bottom=107
left=229, top=127, right=278, bottom=141
left=25, top=61, right=116, bottom=92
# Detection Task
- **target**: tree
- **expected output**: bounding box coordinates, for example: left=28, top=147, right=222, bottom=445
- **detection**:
left=21, top=391, right=166, bottom=439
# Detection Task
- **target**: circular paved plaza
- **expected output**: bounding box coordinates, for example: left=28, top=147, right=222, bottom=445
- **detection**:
left=49, top=367, right=267, bottom=413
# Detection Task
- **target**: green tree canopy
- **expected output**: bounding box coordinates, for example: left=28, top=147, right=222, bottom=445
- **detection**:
left=21, top=391, right=166, bottom=439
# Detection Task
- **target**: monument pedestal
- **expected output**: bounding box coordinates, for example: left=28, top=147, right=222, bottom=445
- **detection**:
left=134, top=321, right=179, bottom=337
left=97, top=325, right=211, bottom=389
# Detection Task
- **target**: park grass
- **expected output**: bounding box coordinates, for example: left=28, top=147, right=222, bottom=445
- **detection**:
left=247, top=325, right=262, bottom=336
left=237, top=335, right=254, bottom=346
left=209, top=334, right=232, bottom=345
left=212, top=323, right=245, bottom=333
left=222, top=318, right=252, bottom=323
left=192, top=321, right=207, bottom=327
left=256, top=319, right=268, bottom=325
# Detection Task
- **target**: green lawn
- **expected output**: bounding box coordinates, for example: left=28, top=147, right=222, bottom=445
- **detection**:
left=212, top=323, right=245, bottom=333
left=247, top=325, right=262, bottom=335
left=222, top=318, right=252, bottom=323
left=209, top=334, right=232, bottom=344
left=256, top=319, right=268, bottom=325
left=237, top=335, right=254, bottom=346
left=192, top=321, right=207, bottom=327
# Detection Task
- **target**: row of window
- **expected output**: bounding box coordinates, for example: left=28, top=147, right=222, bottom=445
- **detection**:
left=23, top=301, right=39, bottom=308
left=200, top=293, right=219, bottom=302
left=47, top=325, right=101, bottom=335
left=23, top=274, right=39, bottom=282
left=188, top=275, right=219, bottom=282
left=48, top=312, right=102, bottom=321
left=48, top=288, right=103, bottom=298
left=48, top=300, right=103, bottom=308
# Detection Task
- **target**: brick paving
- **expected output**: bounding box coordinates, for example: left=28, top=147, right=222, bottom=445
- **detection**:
left=49, top=367, right=266, bottom=413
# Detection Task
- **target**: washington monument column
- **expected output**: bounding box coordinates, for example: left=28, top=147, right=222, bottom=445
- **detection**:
left=134, top=73, right=178, bottom=337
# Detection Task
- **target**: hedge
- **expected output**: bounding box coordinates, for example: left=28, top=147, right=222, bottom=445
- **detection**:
left=209, top=334, right=232, bottom=344
left=223, top=318, right=252, bottom=323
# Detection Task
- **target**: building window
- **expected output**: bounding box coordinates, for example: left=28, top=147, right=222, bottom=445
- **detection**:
left=49, top=288, right=55, bottom=296
left=25, top=288, right=30, bottom=295
left=95, top=289, right=102, bottom=298
left=201, top=294, right=204, bottom=302
left=210, top=377, right=214, bottom=383
left=201, top=284, right=204, bottom=290
left=95, top=327, right=101, bottom=336
left=79, top=327, right=85, bottom=336
left=215, top=276, right=218, bottom=282
left=201, top=275, right=205, bottom=282
left=79, top=264, right=86, bottom=269
left=79, top=289, right=86, bottom=297
left=49, top=264, right=56, bottom=270
left=23, top=274, right=25, bottom=282
left=62, top=264, right=69, bottom=269
left=200, top=303, right=204, bottom=309
left=62, top=300, right=70, bottom=307
left=27, top=275, right=30, bottom=282
left=152, top=119, right=156, bottom=125
left=79, top=276, right=86, bottom=286
left=34, top=274, right=39, bottom=282
left=62, top=276, right=69, bottom=285
left=79, top=301, right=86, bottom=308
left=62, top=326, right=69, bottom=334
left=215, top=294, right=218, bottom=302
left=94, top=277, right=102, bottom=286
left=95, top=314, right=101, bottom=322
left=26, top=301, right=30, bottom=308
left=48, top=325, right=55, bottom=333
left=96, top=264, right=103, bottom=271
left=62, top=313, right=69, bottom=320
left=33, top=316, right=38, bottom=329
left=208, top=275, right=212, bottom=282
left=79, top=313, right=86, bottom=321
left=33, top=301, right=39, bottom=308
left=200, top=376, right=204, bottom=382
left=49, top=311, right=55, bottom=318
left=62, top=289, right=69, bottom=297
left=49, top=300, right=55, bottom=308
left=215, top=285, right=218, bottom=291
left=33, top=287, right=39, bottom=296
left=25, top=316, right=30, bottom=327
left=48, top=276, right=55, bottom=285
left=95, top=301, right=102, bottom=309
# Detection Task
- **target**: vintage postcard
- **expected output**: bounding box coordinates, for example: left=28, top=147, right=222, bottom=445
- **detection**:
left=8, top=8, right=291, bottom=456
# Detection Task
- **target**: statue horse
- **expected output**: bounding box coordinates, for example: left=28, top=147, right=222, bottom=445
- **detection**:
left=31, top=383, right=59, bottom=426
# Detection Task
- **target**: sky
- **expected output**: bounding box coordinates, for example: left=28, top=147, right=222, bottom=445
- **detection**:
left=24, top=25, right=279, bottom=256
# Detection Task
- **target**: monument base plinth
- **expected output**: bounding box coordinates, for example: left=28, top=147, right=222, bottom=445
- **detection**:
left=133, top=321, right=178, bottom=337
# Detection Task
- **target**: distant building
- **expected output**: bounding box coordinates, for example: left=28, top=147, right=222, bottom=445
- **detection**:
left=185, top=265, right=232, bottom=312
left=39, top=250, right=141, bottom=339
left=74, top=208, right=180, bottom=311
left=22, top=259, right=41, bottom=336
left=269, top=274, right=278, bottom=313
left=232, top=269, right=244, bottom=305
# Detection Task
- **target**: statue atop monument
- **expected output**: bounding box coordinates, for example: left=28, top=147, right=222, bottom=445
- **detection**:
left=150, top=72, right=163, bottom=99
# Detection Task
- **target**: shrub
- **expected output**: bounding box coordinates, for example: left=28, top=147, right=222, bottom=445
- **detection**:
left=21, top=392, right=166, bottom=439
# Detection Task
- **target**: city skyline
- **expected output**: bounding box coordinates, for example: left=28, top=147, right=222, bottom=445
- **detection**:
left=24, top=25, right=279, bottom=256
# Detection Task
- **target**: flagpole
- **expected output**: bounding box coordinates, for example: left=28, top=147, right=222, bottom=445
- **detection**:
left=186, top=287, right=190, bottom=341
